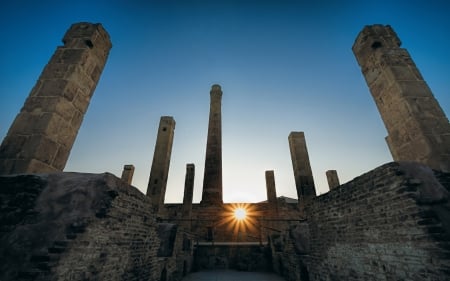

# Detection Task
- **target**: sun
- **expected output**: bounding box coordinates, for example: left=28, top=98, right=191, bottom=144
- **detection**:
left=216, top=203, right=260, bottom=242
left=234, top=207, right=247, bottom=220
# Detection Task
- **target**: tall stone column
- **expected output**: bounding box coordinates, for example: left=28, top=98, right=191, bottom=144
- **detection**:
left=146, top=116, right=176, bottom=214
left=201, top=84, right=223, bottom=205
left=288, top=132, right=316, bottom=210
left=326, top=170, right=340, bottom=190
left=0, top=22, right=112, bottom=175
left=353, top=25, right=450, bottom=172
left=182, top=164, right=195, bottom=221
left=265, top=170, right=278, bottom=215
left=121, top=164, right=135, bottom=185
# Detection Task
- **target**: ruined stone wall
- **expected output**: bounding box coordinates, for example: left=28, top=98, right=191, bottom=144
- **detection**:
left=270, top=222, right=310, bottom=281
left=0, top=173, right=192, bottom=281
left=164, top=202, right=301, bottom=243
left=194, top=244, right=272, bottom=271
left=271, top=162, right=450, bottom=281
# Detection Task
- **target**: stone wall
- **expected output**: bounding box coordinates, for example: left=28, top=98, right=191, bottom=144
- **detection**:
left=271, top=162, right=450, bottom=281
left=2, top=162, right=449, bottom=280
left=164, top=201, right=301, bottom=243
left=194, top=244, right=272, bottom=271
left=0, top=172, right=193, bottom=281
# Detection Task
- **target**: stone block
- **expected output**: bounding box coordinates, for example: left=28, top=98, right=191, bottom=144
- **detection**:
left=52, top=146, right=71, bottom=171
left=40, top=63, right=72, bottom=80
left=60, top=49, right=89, bottom=65
left=70, top=110, right=84, bottom=128
left=385, top=65, right=421, bottom=82
left=72, top=91, right=91, bottom=113
left=25, top=159, right=58, bottom=173
left=27, top=135, right=59, bottom=165
left=38, top=79, right=69, bottom=97
left=362, top=65, right=381, bottom=85
left=61, top=78, right=80, bottom=101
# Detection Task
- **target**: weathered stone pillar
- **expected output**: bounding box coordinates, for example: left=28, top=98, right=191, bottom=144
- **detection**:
left=265, top=170, right=278, bottom=214
left=288, top=132, right=316, bottom=211
left=146, top=116, right=176, bottom=214
left=353, top=25, right=450, bottom=172
left=201, top=84, right=223, bottom=205
left=121, top=164, right=135, bottom=185
left=0, top=23, right=112, bottom=175
left=326, top=170, right=340, bottom=190
left=182, top=164, right=195, bottom=221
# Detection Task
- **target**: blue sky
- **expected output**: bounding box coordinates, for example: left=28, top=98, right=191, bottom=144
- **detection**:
left=1, top=0, right=449, bottom=203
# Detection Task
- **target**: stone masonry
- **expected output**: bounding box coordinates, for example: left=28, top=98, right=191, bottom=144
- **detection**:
left=146, top=116, right=176, bottom=214
left=325, top=169, right=340, bottom=190
left=0, top=23, right=111, bottom=175
left=288, top=132, right=316, bottom=212
left=1, top=22, right=450, bottom=281
left=0, top=172, right=193, bottom=281
left=121, top=164, right=135, bottom=185
left=353, top=24, right=450, bottom=172
left=181, top=164, right=195, bottom=221
left=265, top=170, right=279, bottom=214
left=201, top=84, right=223, bottom=205
left=271, top=162, right=450, bottom=281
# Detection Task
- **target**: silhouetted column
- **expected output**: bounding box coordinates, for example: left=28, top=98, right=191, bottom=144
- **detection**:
left=121, top=164, right=135, bottom=185
left=201, top=84, right=223, bottom=205
left=0, top=23, right=112, bottom=175
left=182, top=164, right=195, bottom=221
left=326, top=170, right=340, bottom=190
left=146, top=116, right=176, bottom=214
left=353, top=25, right=450, bottom=172
left=265, top=170, right=278, bottom=215
left=288, top=132, right=316, bottom=211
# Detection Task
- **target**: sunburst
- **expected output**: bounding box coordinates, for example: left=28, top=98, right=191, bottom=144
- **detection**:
left=216, top=203, right=260, bottom=241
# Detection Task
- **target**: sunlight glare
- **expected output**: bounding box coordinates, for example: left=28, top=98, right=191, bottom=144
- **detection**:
left=234, top=207, right=247, bottom=220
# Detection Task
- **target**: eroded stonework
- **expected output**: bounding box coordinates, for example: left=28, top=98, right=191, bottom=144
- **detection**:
left=0, top=23, right=450, bottom=281
left=353, top=24, right=450, bottom=172
left=0, top=23, right=112, bottom=174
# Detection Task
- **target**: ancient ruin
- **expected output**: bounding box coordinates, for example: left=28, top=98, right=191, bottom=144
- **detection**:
left=288, top=131, right=316, bottom=214
left=0, top=23, right=449, bottom=281
left=353, top=25, right=450, bottom=172
left=0, top=23, right=111, bottom=174
left=201, top=84, right=224, bottom=205
left=325, top=170, right=340, bottom=190
left=146, top=116, right=176, bottom=214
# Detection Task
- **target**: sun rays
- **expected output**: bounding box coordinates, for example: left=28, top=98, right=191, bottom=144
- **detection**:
left=216, top=203, right=261, bottom=241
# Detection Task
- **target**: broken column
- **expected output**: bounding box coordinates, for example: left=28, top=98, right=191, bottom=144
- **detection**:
left=121, top=164, right=135, bottom=185
left=353, top=25, right=450, bottom=172
left=265, top=170, right=278, bottom=215
left=201, top=84, right=223, bottom=205
left=288, top=132, right=316, bottom=211
left=326, top=170, right=340, bottom=190
left=146, top=116, right=176, bottom=214
left=0, top=22, right=112, bottom=175
left=182, top=164, right=195, bottom=221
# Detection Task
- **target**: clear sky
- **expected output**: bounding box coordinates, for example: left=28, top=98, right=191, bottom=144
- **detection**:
left=1, top=0, right=449, bottom=203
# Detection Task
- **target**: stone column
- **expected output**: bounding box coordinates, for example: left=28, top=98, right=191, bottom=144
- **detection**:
left=353, top=25, right=450, bottom=172
left=0, top=22, right=112, bottom=175
left=201, top=84, right=223, bottom=205
left=146, top=116, right=176, bottom=214
left=182, top=164, right=195, bottom=221
left=288, top=132, right=316, bottom=210
left=326, top=170, right=340, bottom=190
left=121, top=164, right=135, bottom=185
left=265, top=170, right=278, bottom=215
